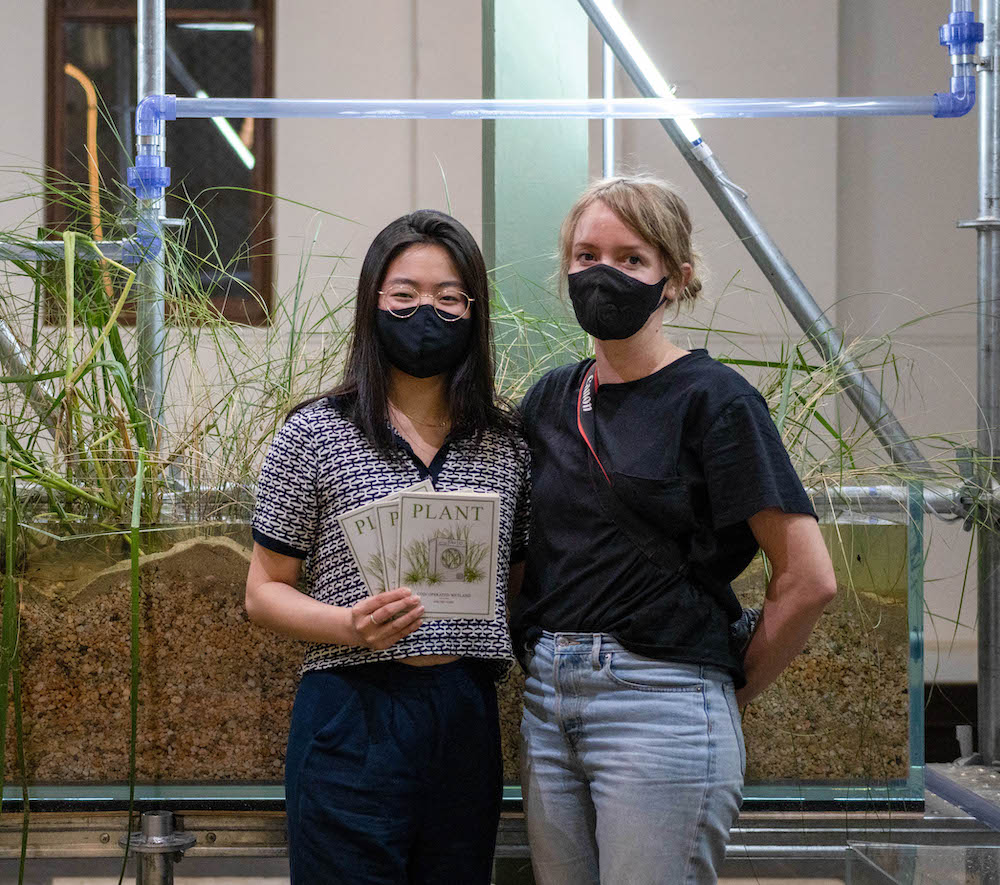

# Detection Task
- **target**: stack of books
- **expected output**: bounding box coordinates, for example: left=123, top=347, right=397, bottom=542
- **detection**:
left=337, top=482, right=500, bottom=620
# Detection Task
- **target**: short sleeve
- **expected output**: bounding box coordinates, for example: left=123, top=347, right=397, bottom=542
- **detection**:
left=517, top=386, right=536, bottom=435
left=252, top=413, right=319, bottom=559
left=702, top=393, right=816, bottom=530
left=511, top=438, right=532, bottom=563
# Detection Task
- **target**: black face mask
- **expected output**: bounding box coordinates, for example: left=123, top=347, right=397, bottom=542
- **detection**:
left=567, top=264, right=669, bottom=341
left=376, top=305, right=473, bottom=378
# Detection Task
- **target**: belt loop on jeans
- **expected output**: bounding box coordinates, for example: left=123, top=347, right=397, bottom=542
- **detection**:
left=591, top=635, right=601, bottom=669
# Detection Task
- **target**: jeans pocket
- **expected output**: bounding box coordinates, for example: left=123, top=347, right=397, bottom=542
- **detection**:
left=604, top=651, right=704, bottom=693
left=523, top=646, right=537, bottom=675
left=723, top=682, right=747, bottom=777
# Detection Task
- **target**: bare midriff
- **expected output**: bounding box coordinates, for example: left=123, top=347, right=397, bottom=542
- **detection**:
left=400, top=654, right=461, bottom=667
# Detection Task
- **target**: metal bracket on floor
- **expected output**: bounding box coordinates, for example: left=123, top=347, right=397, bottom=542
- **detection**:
left=119, top=811, right=196, bottom=885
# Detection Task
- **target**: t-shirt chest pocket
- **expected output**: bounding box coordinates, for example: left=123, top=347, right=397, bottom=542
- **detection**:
left=610, top=473, right=694, bottom=539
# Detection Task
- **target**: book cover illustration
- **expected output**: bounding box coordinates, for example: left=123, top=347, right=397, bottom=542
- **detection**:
left=397, top=491, right=499, bottom=620
left=373, top=479, right=434, bottom=592
left=336, top=500, right=385, bottom=595
left=337, top=480, right=433, bottom=595
left=377, top=486, right=480, bottom=589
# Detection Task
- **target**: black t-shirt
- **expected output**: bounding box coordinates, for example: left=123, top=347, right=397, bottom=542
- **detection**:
left=510, top=349, right=816, bottom=685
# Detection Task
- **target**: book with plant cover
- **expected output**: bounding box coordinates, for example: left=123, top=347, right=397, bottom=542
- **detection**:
left=337, top=480, right=433, bottom=595
left=397, top=491, right=499, bottom=620
left=375, top=487, right=480, bottom=592
left=373, top=479, right=434, bottom=591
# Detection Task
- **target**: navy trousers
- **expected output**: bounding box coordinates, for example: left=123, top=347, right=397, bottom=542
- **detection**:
left=285, top=659, right=502, bottom=885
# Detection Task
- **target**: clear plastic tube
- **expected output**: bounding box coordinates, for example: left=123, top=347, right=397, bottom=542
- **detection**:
left=173, top=95, right=938, bottom=121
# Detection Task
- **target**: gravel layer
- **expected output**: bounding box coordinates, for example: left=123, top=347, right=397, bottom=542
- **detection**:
left=7, top=536, right=910, bottom=787
left=10, top=536, right=299, bottom=783
left=734, top=561, right=909, bottom=782
left=497, top=558, right=910, bottom=785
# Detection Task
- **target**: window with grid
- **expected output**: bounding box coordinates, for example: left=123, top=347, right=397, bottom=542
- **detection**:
left=46, top=0, right=275, bottom=324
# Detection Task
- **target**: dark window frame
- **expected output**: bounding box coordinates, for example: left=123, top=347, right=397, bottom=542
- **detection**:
left=45, top=0, right=276, bottom=325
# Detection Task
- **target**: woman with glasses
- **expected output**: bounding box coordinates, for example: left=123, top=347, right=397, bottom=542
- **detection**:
left=511, top=177, right=836, bottom=884
left=246, top=209, right=529, bottom=884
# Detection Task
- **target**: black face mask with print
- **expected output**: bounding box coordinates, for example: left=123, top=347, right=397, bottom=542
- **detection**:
left=376, top=305, right=473, bottom=378
left=567, top=264, right=668, bottom=341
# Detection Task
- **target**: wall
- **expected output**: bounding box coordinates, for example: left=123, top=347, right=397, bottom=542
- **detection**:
left=610, top=0, right=840, bottom=355
left=272, top=0, right=482, bottom=304
left=837, top=0, right=979, bottom=681
left=0, top=2, right=46, bottom=246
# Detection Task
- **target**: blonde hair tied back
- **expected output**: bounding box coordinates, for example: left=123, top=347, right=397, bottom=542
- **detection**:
left=558, top=175, right=703, bottom=306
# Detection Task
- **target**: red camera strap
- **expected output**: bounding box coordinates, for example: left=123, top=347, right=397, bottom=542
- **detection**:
left=576, top=361, right=611, bottom=486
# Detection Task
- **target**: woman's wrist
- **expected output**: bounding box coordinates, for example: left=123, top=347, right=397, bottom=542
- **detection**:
left=325, top=604, right=357, bottom=647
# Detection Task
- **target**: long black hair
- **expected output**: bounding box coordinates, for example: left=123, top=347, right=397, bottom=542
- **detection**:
left=290, top=209, right=517, bottom=452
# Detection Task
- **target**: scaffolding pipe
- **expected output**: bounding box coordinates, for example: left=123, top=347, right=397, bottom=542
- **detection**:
left=809, top=483, right=974, bottom=519
left=976, top=0, right=1000, bottom=765
left=0, top=321, right=57, bottom=432
left=576, top=0, right=936, bottom=475
left=0, top=240, right=134, bottom=264
left=135, top=0, right=166, bottom=445
left=119, top=810, right=196, bottom=885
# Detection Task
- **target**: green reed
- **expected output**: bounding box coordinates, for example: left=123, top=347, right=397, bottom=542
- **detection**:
left=118, top=446, right=145, bottom=885
left=0, top=427, right=28, bottom=884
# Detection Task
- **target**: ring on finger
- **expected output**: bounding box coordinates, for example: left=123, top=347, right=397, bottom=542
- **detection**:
left=369, top=613, right=382, bottom=627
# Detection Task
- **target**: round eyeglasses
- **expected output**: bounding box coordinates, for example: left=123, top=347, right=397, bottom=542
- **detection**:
left=378, top=285, right=474, bottom=322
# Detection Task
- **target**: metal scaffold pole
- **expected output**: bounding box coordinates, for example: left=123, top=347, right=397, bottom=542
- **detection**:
left=120, top=811, right=196, bottom=884
left=976, top=0, right=1000, bottom=765
left=136, top=0, right=166, bottom=444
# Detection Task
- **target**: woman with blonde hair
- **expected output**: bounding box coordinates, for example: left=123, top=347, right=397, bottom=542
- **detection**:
left=511, top=176, right=836, bottom=884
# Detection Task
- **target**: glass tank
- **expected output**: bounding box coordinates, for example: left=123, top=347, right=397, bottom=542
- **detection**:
left=736, top=486, right=924, bottom=807
left=846, top=843, right=1000, bottom=883
left=4, top=516, right=288, bottom=802
left=3, top=488, right=923, bottom=808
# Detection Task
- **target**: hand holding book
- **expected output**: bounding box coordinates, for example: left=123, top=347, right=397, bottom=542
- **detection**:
left=342, top=586, right=425, bottom=650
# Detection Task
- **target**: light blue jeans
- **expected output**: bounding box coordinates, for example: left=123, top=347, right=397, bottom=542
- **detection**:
left=520, top=632, right=745, bottom=885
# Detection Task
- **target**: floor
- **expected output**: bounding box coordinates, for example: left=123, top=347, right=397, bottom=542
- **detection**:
left=0, top=787, right=990, bottom=884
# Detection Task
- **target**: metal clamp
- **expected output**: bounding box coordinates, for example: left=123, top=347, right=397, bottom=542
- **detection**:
left=957, top=217, right=1000, bottom=230
left=119, top=811, right=196, bottom=885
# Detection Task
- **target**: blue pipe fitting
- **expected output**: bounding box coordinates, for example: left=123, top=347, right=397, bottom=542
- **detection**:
left=135, top=94, right=177, bottom=137
left=934, top=9, right=984, bottom=118
left=128, top=95, right=176, bottom=201
left=939, top=10, right=984, bottom=58
left=127, top=154, right=171, bottom=200
left=120, top=216, right=163, bottom=265
left=935, top=75, right=977, bottom=117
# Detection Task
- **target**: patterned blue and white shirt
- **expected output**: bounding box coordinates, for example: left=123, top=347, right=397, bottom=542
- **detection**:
left=252, top=397, right=530, bottom=677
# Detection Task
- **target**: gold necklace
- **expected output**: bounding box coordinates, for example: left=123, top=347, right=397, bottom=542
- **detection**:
left=389, top=401, right=450, bottom=429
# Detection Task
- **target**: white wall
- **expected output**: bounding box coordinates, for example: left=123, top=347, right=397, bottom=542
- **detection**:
left=612, top=0, right=840, bottom=350
left=836, top=0, right=978, bottom=681
left=0, top=0, right=984, bottom=681
left=272, top=0, right=481, bottom=305
left=0, top=2, right=45, bottom=243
